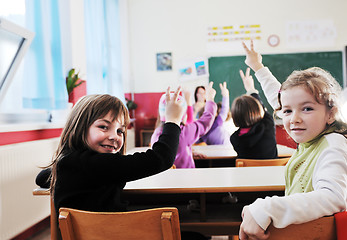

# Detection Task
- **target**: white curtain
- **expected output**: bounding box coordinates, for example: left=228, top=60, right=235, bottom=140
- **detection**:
left=23, top=0, right=67, bottom=110
left=84, top=0, right=125, bottom=104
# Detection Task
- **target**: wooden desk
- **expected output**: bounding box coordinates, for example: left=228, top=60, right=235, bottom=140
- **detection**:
left=123, top=166, right=285, bottom=236
left=125, top=166, right=285, bottom=193
left=127, top=144, right=295, bottom=167
left=34, top=166, right=285, bottom=237
left=126, top=145, right=236, bottom=159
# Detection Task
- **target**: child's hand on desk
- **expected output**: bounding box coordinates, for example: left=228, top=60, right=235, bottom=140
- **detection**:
left=242, top=40, right=264, bottom=72
left=192, top=150, right=207, bottom=159
left=239, top=206, right=270, bottom=240
left=205, top=81, right=216, bottom=102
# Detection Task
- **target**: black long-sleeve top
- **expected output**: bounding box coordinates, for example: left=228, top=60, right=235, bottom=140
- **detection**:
left=35, top=123, right=180, bottom=217
left=230, top=93, right=278, bottom=159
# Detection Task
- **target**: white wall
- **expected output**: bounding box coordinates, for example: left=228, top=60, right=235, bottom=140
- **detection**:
left=126, top=0, right=347, bottom=94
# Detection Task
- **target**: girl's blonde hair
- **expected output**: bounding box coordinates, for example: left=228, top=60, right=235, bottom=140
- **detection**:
left=231, top=95, right=264, bottom=128
left=276, top=67, right=341, bottom=119
left=49, top=94, right=130, bottom=195
left=276, top=67, right=347, bottom=135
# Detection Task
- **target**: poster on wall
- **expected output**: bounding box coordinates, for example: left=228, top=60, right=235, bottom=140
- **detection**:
left=177, top=57, right=208, bottom=82
left=286, top=20, right=336, bottom=48
left=156, top=52, right=172, bottom=71
left=206, top=24, right=262, bottom=53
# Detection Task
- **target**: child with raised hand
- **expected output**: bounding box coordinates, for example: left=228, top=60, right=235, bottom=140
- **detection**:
left=198, top=82, right=232, bottom=145
left=151, top=82, right=217, bottom=168
left=182, top=88, right=194, bottom=124
left=230, top=68, right=278, bottom=159
left=239, top=40, right=347, bottom=240
left=35, top=87, right=185, bottom=220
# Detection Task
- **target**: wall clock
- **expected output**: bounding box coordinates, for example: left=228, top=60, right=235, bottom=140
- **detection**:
left=268, top=34, right=280, bottom=47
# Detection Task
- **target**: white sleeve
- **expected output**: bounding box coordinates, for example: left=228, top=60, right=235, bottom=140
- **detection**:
left=254, top=67, right=281, bottom=111
left=248, top=134, right=347, bottom=230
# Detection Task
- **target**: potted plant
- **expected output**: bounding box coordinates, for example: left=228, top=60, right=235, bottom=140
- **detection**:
left=125, top=97, right=138, bottom=120
left=66, top=68, right=86, bottom=104
left=125, top=98, right=138, bottom=111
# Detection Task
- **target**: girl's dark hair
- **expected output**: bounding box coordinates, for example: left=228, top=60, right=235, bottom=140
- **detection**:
left=194, top=86, right=205, bottom=102
left=231, top=95, right=264, bottom=128
left=49, top=94, right=130, bottom=195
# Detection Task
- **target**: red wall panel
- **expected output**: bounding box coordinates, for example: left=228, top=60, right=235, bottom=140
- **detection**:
left=276, top=125, right=297, bottom=149
left=0, top=128, right=62, bottom=146
left=133, top=92, right=163, bottom=146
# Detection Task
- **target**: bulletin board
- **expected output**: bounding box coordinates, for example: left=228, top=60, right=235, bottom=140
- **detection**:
left=208, top=51, right=344, bottom=113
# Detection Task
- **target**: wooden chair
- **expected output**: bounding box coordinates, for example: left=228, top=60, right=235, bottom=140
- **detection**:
left=33, top=188, right=61, bottom=240
left=58, top=207, right=181, bottom=240
left=232, top=157, right=290, bottom=240
left=230, top=216, right=336, bottom=240
left=235, top=157, right=290, bottom=167
left=266, top=215, right=336, bottom=240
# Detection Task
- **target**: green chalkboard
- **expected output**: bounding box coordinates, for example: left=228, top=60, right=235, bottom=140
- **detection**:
left=208, top=51, right=344, bottom=113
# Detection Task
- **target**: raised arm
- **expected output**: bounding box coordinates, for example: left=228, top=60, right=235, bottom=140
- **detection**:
left=206, top=81, right=216, bottom=101
left=242, top=40, right=281, bottom=111
left=182, top=88, right=194, bottom=124
left=219, top=82, right=230, bottom=121
left=239, top=67, right=258, bottom=94
left=164, top=86, right=186, bottom=126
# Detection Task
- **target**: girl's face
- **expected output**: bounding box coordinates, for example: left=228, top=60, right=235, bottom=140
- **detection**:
left=87, top=111, right=125, bottom=153
left=281, top=86, right=334, bottom=143
left=196, top=88, right=206, bottom=102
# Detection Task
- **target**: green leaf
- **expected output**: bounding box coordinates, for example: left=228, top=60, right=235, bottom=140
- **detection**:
left=66, top=68, right=81, bottom=95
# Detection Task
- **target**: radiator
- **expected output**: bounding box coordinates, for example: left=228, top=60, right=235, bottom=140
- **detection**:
left=0, top=138, right=59, bottom=240
left=0, top=128, right=135, bottom=239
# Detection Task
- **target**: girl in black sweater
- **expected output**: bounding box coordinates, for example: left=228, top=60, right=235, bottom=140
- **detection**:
left=36, top=87, right=185, bottom=221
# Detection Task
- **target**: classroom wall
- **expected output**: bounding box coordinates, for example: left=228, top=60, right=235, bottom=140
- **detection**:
left=125, top=0, right=347, bottom=145
left=125, top=0, right=347, bottom=95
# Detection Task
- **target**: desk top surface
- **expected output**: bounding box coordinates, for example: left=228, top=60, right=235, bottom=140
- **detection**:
left=126, top=144, right=295, bottom=159
left=125, top=166, right=285, bottom=193
left=34, top=166, right=285, bottom=195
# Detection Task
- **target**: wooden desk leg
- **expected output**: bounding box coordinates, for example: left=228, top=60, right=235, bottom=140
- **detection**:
left=200, top=193, right=206, bottom=222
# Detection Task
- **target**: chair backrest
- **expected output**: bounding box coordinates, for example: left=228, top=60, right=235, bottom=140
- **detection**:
left=59, top=207, right=181, bottom=240
left=33, top=188, right=61, bottom=240
left=267, top=216, right=336, bottom=240
left=235, top=157, right=290, bottom=167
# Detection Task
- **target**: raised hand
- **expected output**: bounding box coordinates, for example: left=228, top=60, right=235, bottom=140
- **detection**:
left=165, top=86, right=186, bottom=126
left=205, top=81, right=216, bottom=102
left=219, top=82, right=229, bottom=97
left=242, top=40, right=264, bottom=72
left=239, top=68, right=256, bottom=92
left=182, top=88, right=192, bottom=106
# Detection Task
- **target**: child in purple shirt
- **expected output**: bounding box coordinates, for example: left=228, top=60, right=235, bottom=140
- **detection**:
left=151, top=82, right=217, bottom=168
left=198, top=82, right=232, bottom=145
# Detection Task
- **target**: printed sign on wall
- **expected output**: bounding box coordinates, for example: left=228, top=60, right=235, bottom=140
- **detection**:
left=207, top=24, right=262, bottom=53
